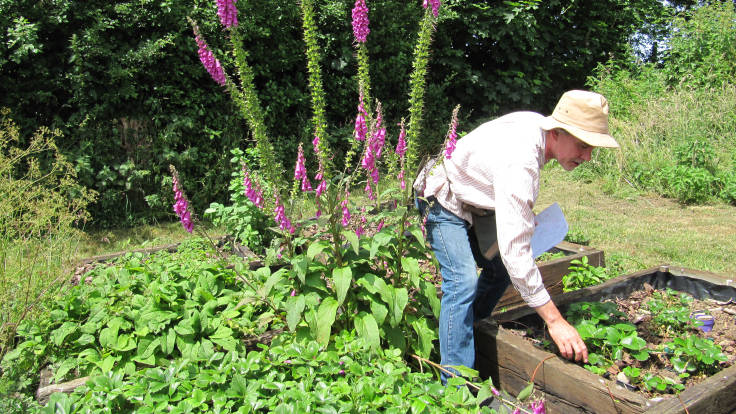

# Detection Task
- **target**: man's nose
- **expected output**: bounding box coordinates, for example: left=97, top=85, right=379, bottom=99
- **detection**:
left=582, top=148, right=593, bottom=161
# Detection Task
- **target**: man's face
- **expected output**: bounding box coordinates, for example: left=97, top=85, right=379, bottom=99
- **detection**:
left=551, top=130, right=594, bottom=171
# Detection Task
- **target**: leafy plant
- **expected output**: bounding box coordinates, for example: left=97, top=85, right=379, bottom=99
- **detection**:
left=665, top=335, right=727, bottom=375
left=204, top=149, right=274, bottom=254
left=562, top=256, right=612, bottom=292
left=644, top=288, right=699, bottom=336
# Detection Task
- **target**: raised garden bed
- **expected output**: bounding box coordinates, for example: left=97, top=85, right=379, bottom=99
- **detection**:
left=475, top=265, right=736, bottom=414
left=492, top=241, right=604, bottom=313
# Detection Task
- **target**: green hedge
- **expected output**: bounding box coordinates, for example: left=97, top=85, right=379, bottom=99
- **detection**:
left=0, top=0, right=661, bottom=226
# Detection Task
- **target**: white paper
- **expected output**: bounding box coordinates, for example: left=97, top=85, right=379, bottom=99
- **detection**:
left=531, top=202, right=568, bottom=259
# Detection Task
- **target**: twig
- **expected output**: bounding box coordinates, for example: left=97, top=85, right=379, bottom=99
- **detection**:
left=530, top=355, right=555, bottom=383
left=677, top=394, right=690, bottom=414
left=602, top=382, right=621, bottom=413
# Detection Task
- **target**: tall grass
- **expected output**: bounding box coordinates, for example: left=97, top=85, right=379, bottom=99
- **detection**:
left=0, top=109, right=95, bottom=359
left=579, top=2, right=736, bottom=205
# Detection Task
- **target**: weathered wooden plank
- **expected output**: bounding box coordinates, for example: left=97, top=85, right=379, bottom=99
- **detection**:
left=36, top=376, right=90, bottom=405
left=644, top=364, right=736, bottom=413
left=476, top=319, right=649, bottom=414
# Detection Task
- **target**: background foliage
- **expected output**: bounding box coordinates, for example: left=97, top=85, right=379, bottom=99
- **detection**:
left=582, top=1, right=736, bottom=205
left=0, top=0, right=671, bottom=227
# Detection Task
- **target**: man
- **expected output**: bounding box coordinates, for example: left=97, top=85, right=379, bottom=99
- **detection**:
left=414, top=90, right=619, bottom=382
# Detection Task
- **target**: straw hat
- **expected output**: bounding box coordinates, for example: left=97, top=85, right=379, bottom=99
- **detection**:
left=540, top=90, right=619, bottom=148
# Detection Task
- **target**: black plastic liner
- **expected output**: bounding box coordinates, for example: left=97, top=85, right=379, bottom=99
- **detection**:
left=585, top=269, right=736, bottom=303
left=498, top=267, right=736, bottom=326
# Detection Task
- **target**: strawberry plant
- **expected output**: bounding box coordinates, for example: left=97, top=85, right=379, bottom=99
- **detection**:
left=562, top=256, right=612, bottom=292
left=644, top=288, right=700, bottom=336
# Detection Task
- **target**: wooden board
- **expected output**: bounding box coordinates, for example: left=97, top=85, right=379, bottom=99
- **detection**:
left=476, top=265, right=736, bottom=414
left=493, top=241, right=605, bottom=313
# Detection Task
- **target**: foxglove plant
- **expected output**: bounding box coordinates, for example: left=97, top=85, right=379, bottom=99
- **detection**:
left=395, top=120, right=407, bottom=190
left=352, top=0, right=372, bottom=117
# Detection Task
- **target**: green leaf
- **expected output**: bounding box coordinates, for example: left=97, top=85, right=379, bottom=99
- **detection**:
left=445, top=365, right=480, bottom=380
left=315, top=297, right=339, bottom=346
left=411, top=318, right=435, bottom=358
left=211, top=336, right=238, bottom=353
left=307, top=240, right=331, bottom=260
left=369, top=232, right=393, bottom=259
left=332, top=266, right=352, bottom=307
left=259, top=268, right=286, bottom=298
left=163, top=327, right=176, bottom=355
left=390, top=287, right=409, bottom=328
left=516, top=382, right=534, bottom=401
left=210, top=325, right=233, bottom=340
left=342, top=230, right=360, bottom=255
left=51, top=322, right=78, bottom=347
left=292, top=256, right=308, bottom=285
left=136, top=337, right=161, bottom=362
left=621, top=334, right=646, bottom=351
left=420, top=280, right=441, bottom=319
left=354, top=312, right=380, bottom=351
left=476, top=385, right=494, bottom=407
left=401, top=257, right=421, bottom=280
left=370, top=300, right=388, bottom=326
left=54, top=358, right=78, bottom=382
left=286, top=294, right=306, bottom=332
left=407, top=225, right=426, bottom=248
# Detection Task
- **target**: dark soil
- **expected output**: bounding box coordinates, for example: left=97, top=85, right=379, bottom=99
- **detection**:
left=505, top=284, right=736, bottom=398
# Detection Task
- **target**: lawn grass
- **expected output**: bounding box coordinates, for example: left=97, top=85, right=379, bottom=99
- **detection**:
left=538, top=165, right=736, bottom=277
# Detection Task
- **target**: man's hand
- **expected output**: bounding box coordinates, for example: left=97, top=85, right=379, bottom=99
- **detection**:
left=533, top=300, right=588, bottom=363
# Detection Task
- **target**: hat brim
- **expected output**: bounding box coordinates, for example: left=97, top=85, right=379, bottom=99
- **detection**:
left=541, top=116, right=619, bottom=148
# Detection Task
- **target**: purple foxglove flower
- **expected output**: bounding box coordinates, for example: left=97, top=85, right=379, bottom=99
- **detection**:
left=351, top=0, right=370, bottom=43
left=273, top=196, right=295, bottom=234
left=216, top=0, right=238, bottom=29
left=422, top=0, right=440, bottom=18
left=315, top=179, right=327, bottom=197
left=354, top=96, right=368, bottom=141
left=491, top=387, right=500, bottom=397
left=531, top=400, right=546, bottom=414
left=365, top=182, right=374, bottom=201
left=398, top=169, right=405, bottom=190
left=290, top=289, right=296, bottom=297
left=170, top=167, right=194, bottom=233
left=242, top=166, right=264, bottom=208
left=355, top=208, right=367, bottom=237
left=341, top=196, right=351, bottom=227
left=294, top=143, right=313, bottom=192
left=376, top=219, right=384, bottom=232
left=194, top=32, right=226, bottom=86
left=395, top=122, right=407, bottom=158
left=444, top=107, right=459, bottom=159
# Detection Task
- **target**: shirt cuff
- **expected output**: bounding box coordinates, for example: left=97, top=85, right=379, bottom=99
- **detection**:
left=524, top=288, right=551, bottom=308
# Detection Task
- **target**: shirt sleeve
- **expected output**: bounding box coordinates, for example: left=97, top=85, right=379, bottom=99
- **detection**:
left=493, top=158, right=550, bottom=308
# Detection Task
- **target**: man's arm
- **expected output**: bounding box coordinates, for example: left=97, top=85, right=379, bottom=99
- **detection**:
left=534, top=300, right=588, bottom=363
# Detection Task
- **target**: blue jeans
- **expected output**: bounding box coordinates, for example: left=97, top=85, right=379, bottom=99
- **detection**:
left=416, top=196, right=511, bottom=383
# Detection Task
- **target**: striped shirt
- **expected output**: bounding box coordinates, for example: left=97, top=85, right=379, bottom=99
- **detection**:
left=415, top=111, right=551, bottom=307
